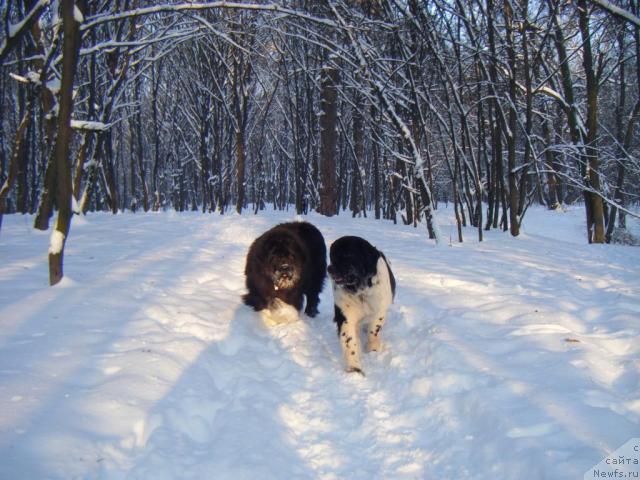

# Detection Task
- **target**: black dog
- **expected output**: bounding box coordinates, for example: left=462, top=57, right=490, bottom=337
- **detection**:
left=328, top=236, right=396, bottom=374
left=243, top=221, right=326, bottom=325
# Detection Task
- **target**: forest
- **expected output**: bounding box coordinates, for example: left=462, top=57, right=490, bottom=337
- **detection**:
left=1, top=0, right=640, bottom=283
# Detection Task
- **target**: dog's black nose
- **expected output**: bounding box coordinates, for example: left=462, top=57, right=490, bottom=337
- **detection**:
left=276, top=264, right=293, bottom=279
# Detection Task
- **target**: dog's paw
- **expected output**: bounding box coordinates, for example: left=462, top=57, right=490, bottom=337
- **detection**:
left=346, top=366, right=365, bottom=376
left=366, top=342, right=382, bottom=353
left=304, top=305, right=319, bottom=317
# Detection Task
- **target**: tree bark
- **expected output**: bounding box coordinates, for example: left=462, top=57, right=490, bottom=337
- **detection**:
left=504, top=0, right=520, bottom=236
left=0, top=106, right=31, bottom=231
left=318, top=64, right=339, bottom=216
left=577, top=0, right=605, bottom=243
left=372, top=109, right=381, bottom=220
left=49, top=0, right=82, bottom=285
left=235, top=128, right=246, bottom=214
left=350, top=97, right=364, bottom=217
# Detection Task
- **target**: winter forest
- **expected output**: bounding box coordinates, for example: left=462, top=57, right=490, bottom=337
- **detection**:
left=2, top=1, right=640, bottom=283
left=2, top=2, right=640, bottom=478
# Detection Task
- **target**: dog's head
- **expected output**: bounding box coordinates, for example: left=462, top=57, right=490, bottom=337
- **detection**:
left=263, top=234, right=304, bottom=291
left=328, top=236, right=379, bottom=293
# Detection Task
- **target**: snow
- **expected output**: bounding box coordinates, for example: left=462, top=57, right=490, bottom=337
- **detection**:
left=8, top=72, right=40, bottom=85
left=0, top=206, right=638, bottom=479
left=71, top=195, right=81, bottom=215
left=46, top=78, right=61, bottom=95
left=70, top=120, right=108, bottom=131
left=48, top=229, right=65, bottom=255
left=73, top=5, right=84, bottom=24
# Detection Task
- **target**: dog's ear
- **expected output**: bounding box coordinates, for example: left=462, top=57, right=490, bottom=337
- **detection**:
left=366, top=246, right=381, bottom=276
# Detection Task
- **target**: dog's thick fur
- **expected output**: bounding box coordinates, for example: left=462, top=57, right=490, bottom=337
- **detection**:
left=243, top=222, right=326, bottom=325
left=328, top=236, right=396, bottom=375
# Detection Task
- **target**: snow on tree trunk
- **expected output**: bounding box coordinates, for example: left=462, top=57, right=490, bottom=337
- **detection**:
left=49, top=0, right=82, bottom=286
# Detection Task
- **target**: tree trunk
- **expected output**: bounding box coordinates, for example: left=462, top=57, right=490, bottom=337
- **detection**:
left=49, top=0, right=82, bottom=285
left=72, top=132, right=92, bottom=204
left=200, top=105, right=211, bottom=213
left=0, top=107, right=31, bottom=231
left=541, top=111, right=561, bottom=207
left=372, top=113, right=381, bottom=220
left=235, top=127, right=246, bottom=214
left=350, top=99, right=364, bottom=217
left=15, top=89, right=29, bottom=214
left=102, top=132, right=118, bottom=213
left=151, top=61, right=162, bottom=211
left=577, top=0, right=605, bottom=243
left=504, top=0, right=520, bottom=237
left=318, top=65, right=339, bottom=216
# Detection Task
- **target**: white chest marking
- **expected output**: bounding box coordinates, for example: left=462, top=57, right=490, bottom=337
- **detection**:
left=333, top=256, right=393, bottom=322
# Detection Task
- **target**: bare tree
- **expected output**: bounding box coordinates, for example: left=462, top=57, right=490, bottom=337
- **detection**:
left=48, top=0, right=82, bottom=285
left=318, top=63, right=339, bottom=216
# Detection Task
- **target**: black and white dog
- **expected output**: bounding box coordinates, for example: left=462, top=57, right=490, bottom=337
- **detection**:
left=243, top=221, right=326, bottom=326
left=328, top=236, right=396, bottom=375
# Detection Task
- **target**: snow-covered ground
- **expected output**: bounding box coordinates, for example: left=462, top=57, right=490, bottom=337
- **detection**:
left=0, top=206, right=638, bottom=479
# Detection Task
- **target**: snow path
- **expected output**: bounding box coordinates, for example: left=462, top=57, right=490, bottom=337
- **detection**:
left=0, top=208, right=638, bottom=479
